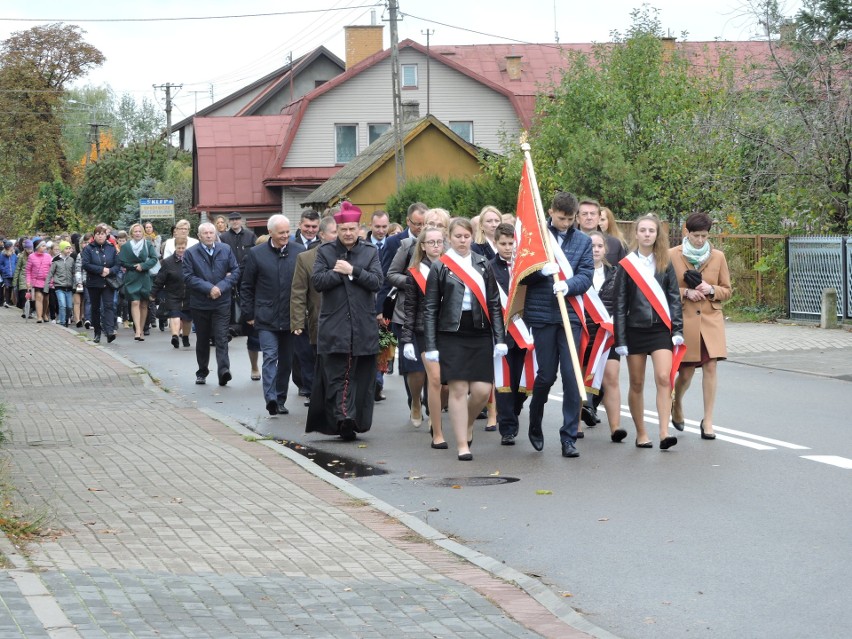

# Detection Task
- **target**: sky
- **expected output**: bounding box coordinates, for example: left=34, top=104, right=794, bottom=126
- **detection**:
left=0, top=0, right=803, bottom=122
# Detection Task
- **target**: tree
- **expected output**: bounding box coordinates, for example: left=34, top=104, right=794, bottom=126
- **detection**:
left=483, top=6, right=735, bottom=222
left=0, top=24, right=104, bottom=233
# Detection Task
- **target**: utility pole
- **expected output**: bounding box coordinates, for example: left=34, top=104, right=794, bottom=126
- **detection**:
left=153, top=82, right=183, bottom=155
left=421, top=29, right=434, bottom=114
left=388, top=0, right=405, bottom=190
left=189, top=90, right=208, bottom=114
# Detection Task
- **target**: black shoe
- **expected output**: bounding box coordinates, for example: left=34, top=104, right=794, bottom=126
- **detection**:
left=218, top=371, right=232, bottom=386
left=611, top=428, right=628, bottom=443
left=339, top=419, right=357, bottom=441
left=266, top=400, right=279, bottom=416
left=430, top=441, right=448, bottom=449
left=374, top=386, right=386, bottom=402
left=528, top=423, right=544, bottom=451
left=195, top=376, right=206, bottom=385
left=635, top=439, right=653, bottom=448
left=476, top=408, right=487, bottom=420
left=501, top=434, right=516, bottom=446
left=581, top=405, right=598, bottom=427
left=561, top=441, right=580, bottom=458
left=277, top=403, right=289, bottom=415
left=458, top=453, right=473, bottom=461
left=93, top=332, right=101, bottom=343
left=84, top=320, right=91, bottom=329
left=700, top=419, right=716, bottom=440
left=660, top=436, right=678, bottom=450
left=107, top=334, right=116, bottom=343
left=143, top=327, right=150, bottom=336
left=181, top=335, right=190, bottom=348
left=171, top=335, right=180, bottom=349
left=671, top=399, right=685, bottom=431
left=576, top=430, right=585, bottom=439
left=76, top=320, right=83, bottom=328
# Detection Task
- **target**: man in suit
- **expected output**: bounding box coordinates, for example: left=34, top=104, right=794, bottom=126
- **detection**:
left=240, top=214, right=303, bottom=416
left=183, top=222, right=240, bottom=386
left=290, top=216, right=337, bottom=405
left=293, top=209, right=321, bottom=251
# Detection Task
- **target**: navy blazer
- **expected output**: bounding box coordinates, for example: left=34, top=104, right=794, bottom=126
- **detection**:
left=240, top=239, right=304, bottom=332
left=375, top=228, right=411, bottom=314
left=182, top=242, right=240, bottom=311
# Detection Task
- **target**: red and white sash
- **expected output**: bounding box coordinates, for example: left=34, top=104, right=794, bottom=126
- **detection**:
left=582, top=287, right=614, bottom=392
left=551, top=243, right=586, bottom=323
left=496, top=280, right=533, bottom=349
left=619, top=252, right=687, bottom=386
left=493, top=277, right=538, bottom=392
left=409, top=262, right=430, bottom=295
left=440, top=252, right=489, bottom=321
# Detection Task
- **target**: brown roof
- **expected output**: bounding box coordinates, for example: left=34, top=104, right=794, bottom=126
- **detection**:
left=193, top=115, right=291, bottom=213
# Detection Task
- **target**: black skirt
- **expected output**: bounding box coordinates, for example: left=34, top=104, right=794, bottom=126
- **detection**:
left=437, top=311, right=493, bottom=384
left=626, top=324, right=672, bottom=355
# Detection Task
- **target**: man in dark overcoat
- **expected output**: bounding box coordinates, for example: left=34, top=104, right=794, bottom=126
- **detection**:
left=306, top=202, right=383, bottom=440
left=240, top=214, right=303, bottom=416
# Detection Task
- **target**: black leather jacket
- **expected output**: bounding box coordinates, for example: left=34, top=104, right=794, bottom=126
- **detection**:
left=423, top=252, right=505, bottom=352
left=613, top=258, right=683, bottom=348
left=401, top=258, right=431, bottom=344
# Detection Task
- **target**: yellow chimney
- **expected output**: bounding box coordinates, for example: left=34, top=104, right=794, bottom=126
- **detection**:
left=344, top=25, right=385, bottom=69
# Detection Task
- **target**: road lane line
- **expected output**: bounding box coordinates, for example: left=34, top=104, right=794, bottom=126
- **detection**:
left=800, top=455, right=852, bottom=469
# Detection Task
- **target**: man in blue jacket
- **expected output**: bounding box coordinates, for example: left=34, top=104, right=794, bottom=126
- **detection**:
left=240, top=215, right=304, bottom=416
left=522, top=191, right=593, bottom=458
left=183, top=222, right=240, bottom=386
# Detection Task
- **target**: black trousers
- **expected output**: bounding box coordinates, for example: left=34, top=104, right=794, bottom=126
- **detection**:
left=87, top=286, right=115, bottom=336
left=191, top=305, right=231, bottom=380
left=496, top=344, right=530, bottom=438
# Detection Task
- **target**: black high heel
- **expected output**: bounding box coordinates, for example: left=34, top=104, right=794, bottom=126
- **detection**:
left=700, top=419, right=716, bottom=440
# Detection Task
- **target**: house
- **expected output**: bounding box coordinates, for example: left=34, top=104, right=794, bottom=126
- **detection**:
left=192, top=27, right=779, bottom=227
left=300, top=109, right=485, bottom=216
left=175, top=46, right=346, bottom=153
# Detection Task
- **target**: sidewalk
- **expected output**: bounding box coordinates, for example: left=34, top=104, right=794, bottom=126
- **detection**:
left=0, top=308, right=604, bottom=638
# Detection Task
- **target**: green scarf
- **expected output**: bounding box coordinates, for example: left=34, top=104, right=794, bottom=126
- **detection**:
left=682, top=237, right=711, bottom=268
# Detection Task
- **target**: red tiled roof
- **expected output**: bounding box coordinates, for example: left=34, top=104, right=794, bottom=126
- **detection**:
left=194, top=116, right=290, bottom=212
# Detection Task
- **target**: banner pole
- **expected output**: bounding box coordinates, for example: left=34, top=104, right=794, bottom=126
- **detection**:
left=520, top=142, right=587, bottom=401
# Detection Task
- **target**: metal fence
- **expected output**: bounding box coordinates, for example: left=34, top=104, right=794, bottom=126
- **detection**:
left=788, top=236, right=850, bottom=320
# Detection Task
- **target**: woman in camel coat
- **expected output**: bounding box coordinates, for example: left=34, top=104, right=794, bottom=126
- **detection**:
left=669, top=212, right=732, bottom=440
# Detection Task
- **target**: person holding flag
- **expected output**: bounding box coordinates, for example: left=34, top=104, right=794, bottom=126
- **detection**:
left=520, top=191, right=593, bottom=458
left=423, top=218, right=506, bottom=461
left=613, top=214, right=685, bottom=450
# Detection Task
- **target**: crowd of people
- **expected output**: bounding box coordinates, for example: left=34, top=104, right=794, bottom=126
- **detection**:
left=0, top=194, right=731, bottom=461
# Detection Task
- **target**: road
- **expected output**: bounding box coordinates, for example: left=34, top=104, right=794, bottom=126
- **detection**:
left=106, top=325, right=852, bottom=639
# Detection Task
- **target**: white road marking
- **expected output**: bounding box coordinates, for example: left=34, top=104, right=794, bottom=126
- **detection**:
left=800, top=455, right=852, bottom=469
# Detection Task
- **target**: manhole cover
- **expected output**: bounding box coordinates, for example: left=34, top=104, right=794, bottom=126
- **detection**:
left=430, top=476, right=520, bottom=487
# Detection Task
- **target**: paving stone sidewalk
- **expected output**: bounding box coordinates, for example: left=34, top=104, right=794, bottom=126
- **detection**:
left=0, top=308, right=600, bottom=638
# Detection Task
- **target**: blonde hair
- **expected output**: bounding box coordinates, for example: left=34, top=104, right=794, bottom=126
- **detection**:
left=630, top=214, right=669, bottom=273
left=600, top=207, right=626, bottom=247
left=412, top=227, right=445, bottom=266
left=475, top=205, right=502, bottom=243
left=423, top=208, right=451, bottom=234
left=129, top=223, right=144, bottom=236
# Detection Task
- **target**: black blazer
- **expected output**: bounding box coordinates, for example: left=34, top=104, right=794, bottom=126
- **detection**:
left=613, top=257, right=683, bottom=348
left=423, top=252, right=505, bottom=352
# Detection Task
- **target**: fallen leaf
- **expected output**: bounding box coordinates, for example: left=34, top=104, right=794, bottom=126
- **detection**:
left=343, top=587, right=352, bottom=592
left=357, top=444, right=367, bottom=448
left=598, top=517, right=609, bottom=522
left=535, top=490, right=552, bottom=495
left=87, top=488, right=103, bottom=492
left=452, top=484, right=462, bottom=489
left=489, top=470, right=501, bottom=476
left=428, top=507, right=439, bottom=512
left=560, top=592, right=573, bottom=597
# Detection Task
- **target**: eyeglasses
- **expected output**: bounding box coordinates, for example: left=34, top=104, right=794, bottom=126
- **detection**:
left=422, top=240, right=443, bottom=247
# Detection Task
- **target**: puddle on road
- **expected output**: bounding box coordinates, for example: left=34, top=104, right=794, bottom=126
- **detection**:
left=276, top=439, right=388, bottom=478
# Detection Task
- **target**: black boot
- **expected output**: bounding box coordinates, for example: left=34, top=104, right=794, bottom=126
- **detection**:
left=93, top=331, right=101, bottom=343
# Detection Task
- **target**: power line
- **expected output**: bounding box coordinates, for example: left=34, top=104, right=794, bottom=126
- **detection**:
left=0, top=4, right=383, bottom=23
left=401, top=11, right=566, bottom=50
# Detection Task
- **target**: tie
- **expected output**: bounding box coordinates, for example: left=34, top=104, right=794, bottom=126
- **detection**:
left=377, top=241, right=383, bottom=251
left=305, top=240, right=311, bottom=250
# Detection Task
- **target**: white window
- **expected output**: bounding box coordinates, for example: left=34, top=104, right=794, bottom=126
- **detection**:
left=401, top=64, right=418, bottom=88
left=368, top=123, right=390, bottom=144
left=449, top=121, right=473, bottom=143
left=335, top=124, right=357, bottom=163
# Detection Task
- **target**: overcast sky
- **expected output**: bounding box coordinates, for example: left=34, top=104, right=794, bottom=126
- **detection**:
left=1, top=0, right=802, bottom=121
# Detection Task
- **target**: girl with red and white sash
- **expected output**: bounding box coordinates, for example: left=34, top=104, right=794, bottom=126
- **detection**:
left=423, top=218, right=506, bottom=461
left=613, top=214, right=684, bottom=450
left=582, top=231, right=627, bottom=443
left=402, top=226, right=449, bottom=449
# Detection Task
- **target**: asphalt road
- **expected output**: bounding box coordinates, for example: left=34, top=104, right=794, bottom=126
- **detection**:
left=105, top=326, right=852, bottom=639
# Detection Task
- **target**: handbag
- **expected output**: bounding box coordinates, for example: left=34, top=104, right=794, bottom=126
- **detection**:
left=105, top=273, right=120, bottom=289
left=147, top=242, right=161, bottom=276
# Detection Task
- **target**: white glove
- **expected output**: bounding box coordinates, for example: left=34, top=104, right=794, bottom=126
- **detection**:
left=425, top=350, right=440, bottom=362
left=493, top=343, right=508, bottom=358
left=553, top=280, right=568, bottom=296
left=541, top=262, right=560, bottom=276
left=672, top=335, right=684, bottom=347
left=615, top=346, right=629, bottom=357
left=403, top=343, right=417, bottom=361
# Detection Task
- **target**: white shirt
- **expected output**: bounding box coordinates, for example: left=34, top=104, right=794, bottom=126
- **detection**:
left=593, top=265, right=606, bottom=292
left=446, top=248, right=473, bottom=311
left=162, top=236, right=199, bottom=259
